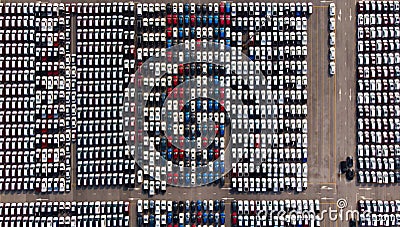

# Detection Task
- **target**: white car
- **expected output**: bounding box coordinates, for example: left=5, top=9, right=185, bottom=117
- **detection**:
left=329, top=61, right=336, bottom=76
left=329, top=3, right=335, bottom=16
left=329, top=32, right=336, bottom=45
left=329, top=17, right=336, bottom=31
left=329, top=47, right=336, bottom=60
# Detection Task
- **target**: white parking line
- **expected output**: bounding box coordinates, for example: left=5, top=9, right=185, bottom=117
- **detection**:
left=349, top=8, right=353, bottom=21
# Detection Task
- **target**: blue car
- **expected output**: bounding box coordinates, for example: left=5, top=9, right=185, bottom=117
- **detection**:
left=184, top=102, right=190, bottom=112
left=220, top=161, right=225, bottom=173
left=196, top=15, right=201, bottom=26
left=178, top=15, right=183, bottom=25
left=167, top=212, right=172, bottom=224
left=214, top=15, right=219, bottom=26
left=149, top=215, right=155, bottom=227
left=220, top=27, right=225, bottom=38
left=184, top=3, right=189, bottom=13
left=167, top=39, right=172, bottom=48
left=214, top=100, right=219, bottom=112
left=208, top=100, right=213, bottom=112
left=214, top=161, right=219, bottom=172
left=208, top=213, right=214, bottom=224
left=202, top=212, right=208, bottom=223
left=197, top=173, right=202, bottom=184
left=225, top=3, right=231, bottom=13
left=220, top=213, right=226, bottom=224
left=209, top=173, right=214, bottom=182
left=185, top=173, right=190, bottom=185
left=167, top=148, right=172, bottom=160
left=219, top=124, right=225, bottom=136
left=161, top=92, right=166, bottom=102
left=184, top=15, right=189, bottom=26
left=208, top=149, right=214, bottom=161
left=214, top=173, right=219, bottom=181
left=203, top=173, right=208, bottom=184
left=197, top=200, right=202, bottom=211
left=184, top=112, right=190, bottom=123
left=202, top=15, right=208, bottom=25
left=190, top=27, right=195, bottom=38
left=226, top=39, right=231, bottom=47
left=196, top=100, right=202, bottom=111
left=208, top=15, right=213, bottom=26
left=178, top=27, right=183, bottom=38
left=160, top=137, right=167, bottom=151
left=213, top=27, right=219, bottom=38
left=207, top=64, right=213, bottom=75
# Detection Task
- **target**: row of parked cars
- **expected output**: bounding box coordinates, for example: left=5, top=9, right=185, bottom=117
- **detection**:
left=136, top=2, right=313, bottom=18
left=358, top=200, right=400, bottom=227
left=0, top=3, right=73, bottom=192
left=137, top=200, right=226, bottom=226
left=74, top=5, right=135, bottom=189
left=35, top=4, right=72, bottom=193
left=231, top=200, right=321, bottom=227
left=229, top=5, right=309, bottom=192
left=0, top=2, right=66, bottom=16
left=356, top=1, right=400, bottom=184
left=0, top=201, right=130, bottom=227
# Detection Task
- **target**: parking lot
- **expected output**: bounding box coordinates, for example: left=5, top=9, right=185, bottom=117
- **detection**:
left=1, top=0, right=400, bottom=227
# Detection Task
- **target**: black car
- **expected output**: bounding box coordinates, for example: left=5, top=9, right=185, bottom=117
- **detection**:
left=346, top=156, right=354, bottom=168
left=220, top=200, right=225, bottom=212
left=179, top=201, right=185, bottom=212
left=346, top=169, right=355, bottom=181
left=340, top=161, right=348, bottom=174
left=349, top=219, right=356, bottom=227
left=166, top=3, right=172, bottom=14
left=137, top=213, right=143, bottom=226
left=231, top=200, right=237, bottom=212
left=395, top=158, right=400, bottom=170
left=191, top=201, right=196, bottom=212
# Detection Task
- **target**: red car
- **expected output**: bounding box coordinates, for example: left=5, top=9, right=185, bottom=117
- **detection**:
left=167, top=51, right=172, bottom=62
left=173, top=173, right=179, bottom=184
left=202, top=137, right=208, bottom=148
left=179, top=100, right=184, bottom=110
left=179, top=88, right=184, bottom=99
left=179, top=149, right=184, bottom=160
left=178, top=64, right=184, bottom=75
left=166, top=27, right=172, bottom=38
left=173, top=14, right=178, bottom=25
left=219, top=100, right=225, bottom=111
left=167, top=14, right=172, bottom=25
left=197, top=212, right=202, bottom=224
left=219, top=88, right=225, bottom=99
left=219, top=15, right=225, bottom=26
left=173, top=148, right=178, bottom=160
left=225, top=15, right=231, bottom=26
left=190, top=15, right=195, bottom=26
left=214, top=149, right=220, bottom=159
left=167, top=136, right=173, bottom=147
left=167, top=173, right=173, bottom=184
left=219, top=2, right=225, bottom=13
left=179, top=136, right=185, bottom=147
left=172, top=75, right=178, bottom=86
left=173, top=88, right=178, bottom=98
left=232, top=212, right=238, bottom=225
